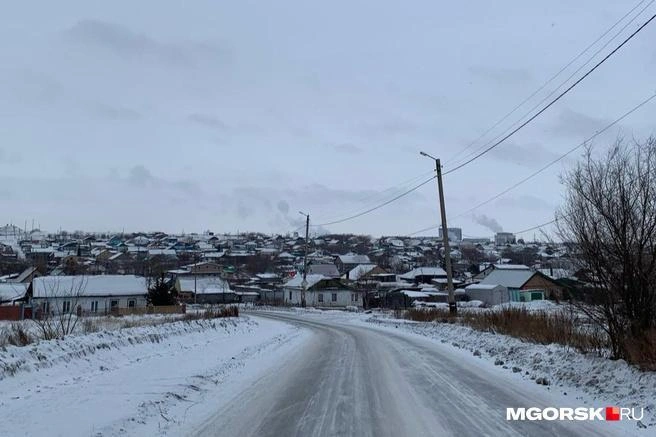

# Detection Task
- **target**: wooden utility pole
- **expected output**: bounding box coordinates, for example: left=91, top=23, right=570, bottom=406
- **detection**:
left=301, top=212, right=309, bottom=308
left=421, top=152, right=457, bottom=315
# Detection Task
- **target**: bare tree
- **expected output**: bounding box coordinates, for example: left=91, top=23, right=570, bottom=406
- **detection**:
left=33, top=276, right=87, bottom=340
left=558, top=138, right=656, bottom=362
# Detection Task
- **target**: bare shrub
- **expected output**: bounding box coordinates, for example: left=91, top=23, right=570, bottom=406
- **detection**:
left=1, top=323, right=34, bottom=347
left=405, top=308, right=452, bottom=323
left=405, top=307, right=609, bottom=356
left=182, top=305, right=239, bottom=322
left=32, top=276, right=87, bottom=340
left=624, top=329, right=656, bottom=371
left=558, top=138, right=656, bottom=364
left=81, top=318, right=100, bottom=334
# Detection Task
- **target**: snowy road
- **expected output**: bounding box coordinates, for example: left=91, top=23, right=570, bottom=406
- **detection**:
left=193, top=312, right=632, bottom=437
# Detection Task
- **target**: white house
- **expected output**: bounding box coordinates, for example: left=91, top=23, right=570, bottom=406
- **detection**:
left=283, top=274, right=361, bottom=308
left=31, top=275, right=148, bottom=316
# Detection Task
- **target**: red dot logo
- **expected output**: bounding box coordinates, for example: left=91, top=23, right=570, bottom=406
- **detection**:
left=606, top=406, right=620, bottom=421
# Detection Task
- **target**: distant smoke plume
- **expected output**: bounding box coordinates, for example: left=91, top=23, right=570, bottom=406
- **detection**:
left=472, top=213, right=503, bottom=233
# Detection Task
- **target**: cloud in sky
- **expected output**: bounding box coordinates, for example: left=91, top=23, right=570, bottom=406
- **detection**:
left=548, top=108, right=611, bottom=138
left=468, top=65, right=532, bottom=85
left=488, top=141, right=566, bottom=168
left=0, top=0, right=653, bottom=236
left=63, top=19, right=227, bottom=68
left=330, top=143, right=363, bottom=154
left=187, top=113, right=228, bottom=130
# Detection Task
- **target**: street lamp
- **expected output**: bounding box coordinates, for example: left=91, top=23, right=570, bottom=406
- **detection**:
left=420, top=151, right=457, bottom=315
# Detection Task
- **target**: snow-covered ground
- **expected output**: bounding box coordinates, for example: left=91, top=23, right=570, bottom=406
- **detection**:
left=0, top=315, right=309, bottom=436
left=250, top=306, right=656, bottom=431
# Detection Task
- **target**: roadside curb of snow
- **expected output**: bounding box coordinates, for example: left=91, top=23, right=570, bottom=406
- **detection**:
left=135, top=324, right=305, bottom=436
left=0, top=317, right=255, bottom=381
left=365, top=316, right=656, bottom=430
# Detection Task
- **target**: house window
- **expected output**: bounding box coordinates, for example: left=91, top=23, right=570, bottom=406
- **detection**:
left=331, top=293, right=337, bottom=302
left=128, top=299, right=136, bottom=308
left=318, top=293, right=324, bottom=303
left=42, top=301, right=50, bottom=314
left=62, top=301, right=71, bottom=314
left=289, top=291, right=292, bottom=300
left=90, top=301, right=98, bottom=313
left=351, top=293, right=357, bottom=302
left=110, top=300, right=119, bottom=309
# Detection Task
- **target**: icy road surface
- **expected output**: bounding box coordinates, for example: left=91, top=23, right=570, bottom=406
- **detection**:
left=194, top=311, right=633, bottom=437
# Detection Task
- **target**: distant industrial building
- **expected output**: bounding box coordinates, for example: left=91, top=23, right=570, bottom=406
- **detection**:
left=494, top=232, right=516, bottom=246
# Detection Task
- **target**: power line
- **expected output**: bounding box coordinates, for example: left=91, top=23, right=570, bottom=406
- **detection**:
left=442, top=13, right=656, bottom=177
left=448, top=2, right=654, bottom=171
left=312, top=175, right=436, bottom=227
left=308, top=170, right=435, bottom=224
left=450, top=92, right=656, bottom=220
left=512, top=217, right=560, bottom=235
left=444, top=0, right=652, bottom=166
left=447, top=1, right=654, bottom=171
left=406, top=91, right=656, bottom=236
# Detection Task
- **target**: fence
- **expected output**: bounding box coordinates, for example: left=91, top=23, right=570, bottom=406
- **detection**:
left=112, top=305, right=185, bottom=316
left=0, top=305, right=23, bottom=321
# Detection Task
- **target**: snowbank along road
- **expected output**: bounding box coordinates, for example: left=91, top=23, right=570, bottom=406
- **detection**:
left=194, top=312, right=634, bottom=437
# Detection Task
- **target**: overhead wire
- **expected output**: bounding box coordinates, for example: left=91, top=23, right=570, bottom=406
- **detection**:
left=308, top=170, right=435, bottom=224
left=444, top=0, right=652, bottom=166
left=442, top=12, right=656, bottom=176
left=311, top=175, right=437, bottom=227
left=406, top=91, right=656, bottom=236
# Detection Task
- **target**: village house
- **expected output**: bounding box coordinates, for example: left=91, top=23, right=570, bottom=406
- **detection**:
left=477, top=265, right=563, bottom=300
left=399, top=267, right=447, bottom=285
left=342, top=264, right=386, bottom=282
left=283, top=274, right=361, bottom=308
left=335, top=254, right=372, bottom=274
left=175, top=277, right=239, bottom=304
left=30, top=275, right=148, bottom=316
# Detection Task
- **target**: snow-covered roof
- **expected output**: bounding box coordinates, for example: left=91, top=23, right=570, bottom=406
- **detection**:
left=0, top=283, right=28, bottom=302
left=148, top=249, right=177, bottom=256
left=400, top=267, right=447, bottom=280
left=494, top=264, right=530, bottom=270
left=479, top=269, right=535, bottom=289
left=337, top=254, right=371, bottom=264
left=465, top=283, right=506, bottom=291
left=12, top=266, right=38, bottom=283
left=388, top=239, right=404, bottom=248
left=343, top=264, right=377, bottom=281
left=256, top=273, right=279, bottom=279
left=538, top=268, right=570, bottom=280
left=431, top=278, right=462, bottom=284
left=32, top=275, right=148, bottom=298
left=202, top=251, right=225, bottom=258
left=400, top=290, right=430, bottom=298
left=284, top=274, right=327, bottom=289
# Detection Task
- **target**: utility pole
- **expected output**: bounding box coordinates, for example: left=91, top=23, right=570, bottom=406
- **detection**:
left=299, top=212, right=309, bottom=308
left=420, top=152, right=457, bottom=315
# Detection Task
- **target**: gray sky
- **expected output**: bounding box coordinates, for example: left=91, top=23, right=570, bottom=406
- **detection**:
left=1, top=0, right=654, bottom=238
